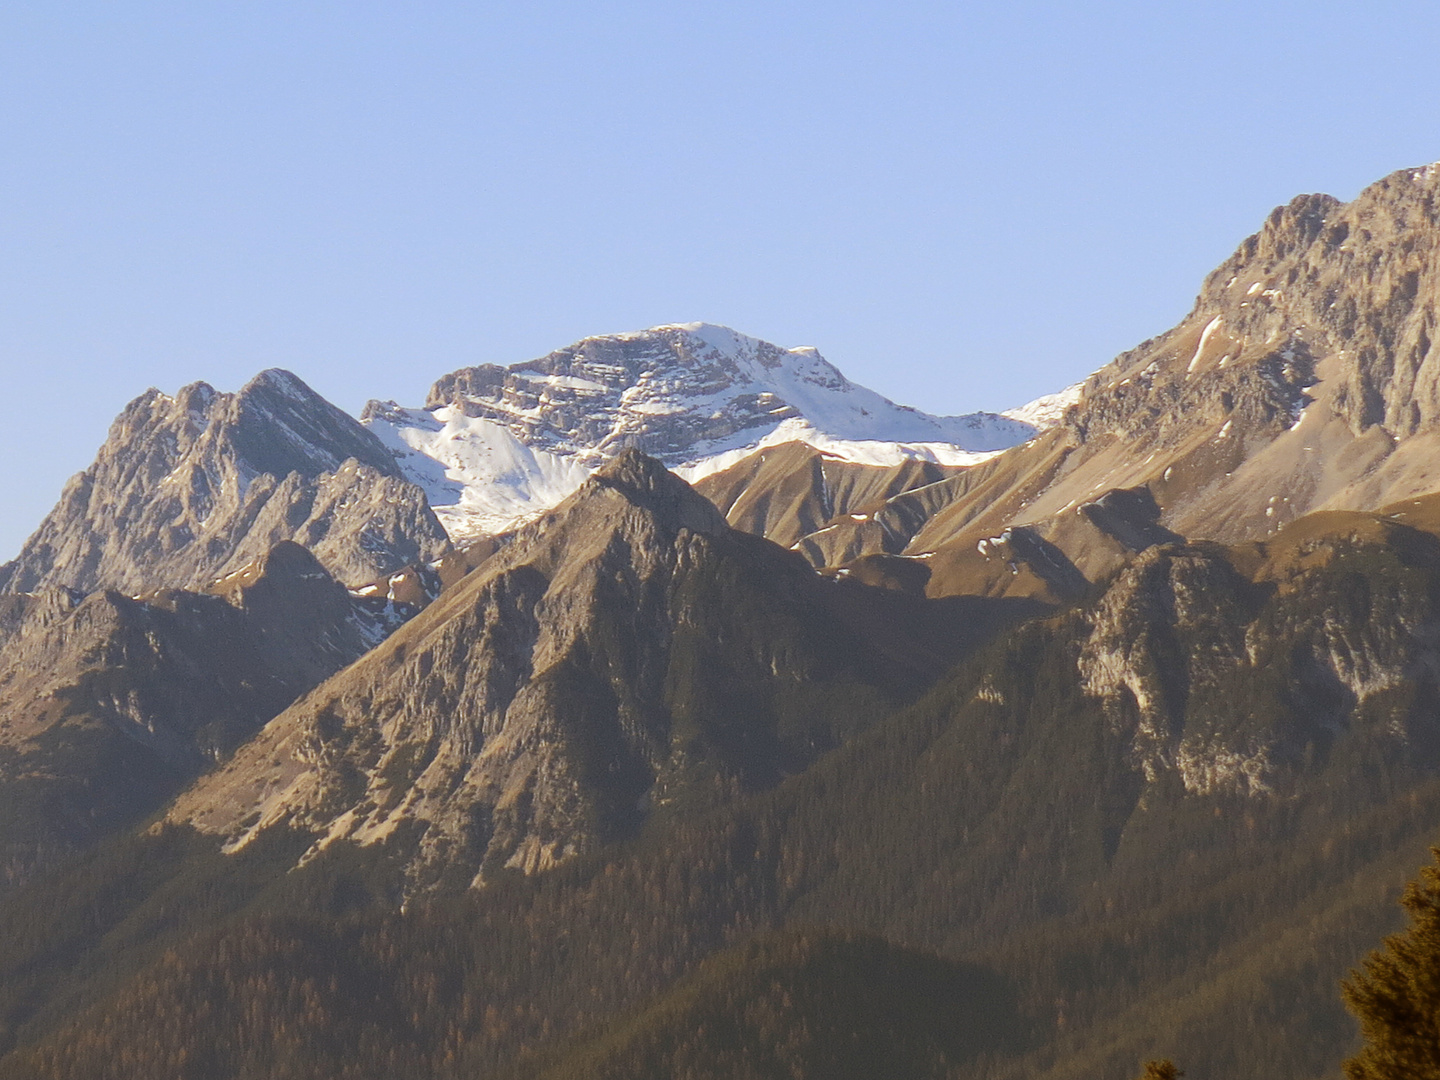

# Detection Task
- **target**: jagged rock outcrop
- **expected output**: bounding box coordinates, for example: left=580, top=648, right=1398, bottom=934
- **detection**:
left=0, top=542, right=409, bottom=891
left=172, top=450, right=988, bottom=891
left=0, top=369, right=449, bottom=594
left=727, top=164, right=1440, bottom=595
left=1076, top=518, right=1440, bottom=797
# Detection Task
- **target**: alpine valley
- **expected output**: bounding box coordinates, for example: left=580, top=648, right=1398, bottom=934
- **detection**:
left=2, top=163, right=1440, bottom=1080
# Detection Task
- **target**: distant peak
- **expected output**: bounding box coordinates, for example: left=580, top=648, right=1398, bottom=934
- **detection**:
left=590, top=448, right=726, bottom=535
left=595, top=446, right=674, bottom=484
left=240, top=368, right=321, bottom=402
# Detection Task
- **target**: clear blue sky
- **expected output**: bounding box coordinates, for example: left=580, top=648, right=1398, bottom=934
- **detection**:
left=3, top=1, right=1439, bottom=561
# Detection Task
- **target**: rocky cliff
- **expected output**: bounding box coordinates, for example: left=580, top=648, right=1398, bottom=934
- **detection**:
left=0, top=541, right=408, bottom=890
left=170, top=450, right=993, bottom=892
left=0, top=369, right=449, bottom=594
left=712, top=164, right=1440, bottom=598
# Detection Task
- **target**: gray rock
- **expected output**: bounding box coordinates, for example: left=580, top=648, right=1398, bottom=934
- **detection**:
left=0, top=369, right=449, bottom=594
left=738, top=163, right=1440, bottom=584
left=0, top=541, right=410, bottom=891
left=173, top=451, right=952, bottom=893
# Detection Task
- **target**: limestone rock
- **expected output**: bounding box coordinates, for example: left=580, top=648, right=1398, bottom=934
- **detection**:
left=0, top=541, right=406, bottom=890
left=171, top=451, right=978, bottom=892
left=0, top=369, right=449, bottom=594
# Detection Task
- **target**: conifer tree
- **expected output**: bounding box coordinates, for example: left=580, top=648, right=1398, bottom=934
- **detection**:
left=1137, top=1060, right=1182, bottom=1080
left=1342, top=847, right=1440, bottom=1079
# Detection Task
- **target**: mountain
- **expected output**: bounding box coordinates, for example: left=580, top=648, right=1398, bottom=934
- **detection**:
left=512, top=931, right=1021, bottom=1080
left=6, top=161, right=1440, bottom=1080
left=166, top=450, right=1008, bottom=893
left=692, top=441, right=966, bottom=555
left=0, top=541, right=411, bottom=892
left=361, top=323, right=1038, bottom=541
left=0, top=369, right=449, bottom=595
left=6, top=496, right=1440, bottom=1080
left=709, top=165, right=1440, bottom=599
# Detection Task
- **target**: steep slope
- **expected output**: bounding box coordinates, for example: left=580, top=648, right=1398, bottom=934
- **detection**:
left=0, top=542, right=404, bottom=891
left=0, top=370, right=449, bottom=594
left=746, top=164, right=1440, bottom=593
left=362, top=323, right=1034, bottom=541
left=692, top=441, right=964, bottom=552
left=169, top=450, right=997, bottom=892
left=10, top=500, right=1440, bottom=1080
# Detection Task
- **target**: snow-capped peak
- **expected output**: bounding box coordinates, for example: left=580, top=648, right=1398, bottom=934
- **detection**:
left=365, top=324, right=1043, bottom=542
left=1001, top=382, right=1083, bottom=431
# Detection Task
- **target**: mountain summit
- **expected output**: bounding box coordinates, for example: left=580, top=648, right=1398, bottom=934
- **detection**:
left=730, top=163, right=1440, bottom=597
left=362, top=323, right=1037, bottom=540
left=0, top=369, right=449, bottom=595
left=170, top=448, right=970, bottom=891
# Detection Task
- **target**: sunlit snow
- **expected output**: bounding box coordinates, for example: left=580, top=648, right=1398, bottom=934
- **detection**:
left=363, top=323, right=1054, bottom=542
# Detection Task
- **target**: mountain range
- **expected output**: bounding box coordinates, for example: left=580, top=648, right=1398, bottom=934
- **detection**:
left=2, top=160, right=1440, bottom=1080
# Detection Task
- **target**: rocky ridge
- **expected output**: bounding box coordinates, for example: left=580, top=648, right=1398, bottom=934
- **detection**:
left=361, top=323, right=1038, bottom=541
left=725, top=164, right=1440, bottom=597
left=0, top=541, right=409, bottom=890
left=169, top=449, right=988, bottom=891
left=0, top=369, right=449, bottom=595
left=693, top=441, right=966, bottom=554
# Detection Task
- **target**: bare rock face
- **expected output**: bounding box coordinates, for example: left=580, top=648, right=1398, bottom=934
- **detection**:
left=172, top=450, right=956, bottom=892
left=0, top=541, right=406, bottom=891
left=1076, top=522, right=1440, bottom=798
left=739, top=163, right=1440, bottom=593
left=422, top=324, right=1029, bottom=467
left=0, top=369, right=449, bottom=595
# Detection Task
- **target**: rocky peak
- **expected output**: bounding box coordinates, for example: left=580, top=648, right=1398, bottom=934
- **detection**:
left=0, top=370, right=449, bottom=595
left=585, top=448, right=727, bottom=536
left=172, top=451, right=945, bottom=892
left=823, top=162, right=1440, bottom=569
left=225, top=368, right=401, bottom=481
left=364, top=323, right=1033, bottom=545
left=1079, top=164, right=1440, bottom=445
left=418, top=323, right=1029, bottom=466
left=425, top=323, right=778, bottom=461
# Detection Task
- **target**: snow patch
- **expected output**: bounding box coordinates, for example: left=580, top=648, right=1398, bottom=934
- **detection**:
left=1002, top=383, right=1083, bottom=429
left=365, top=323, right=1051, bottom=541
left=674, top=417, right=1008, bottom=485
left=1187, top=316, right=1223, bottom=376
left=364, top=403, right=591, bottom=542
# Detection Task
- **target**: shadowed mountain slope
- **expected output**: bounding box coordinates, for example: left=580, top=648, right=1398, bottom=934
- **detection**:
left=511, top=931, right=1022, bottom=1080
left=0, top=542, right=406, bottom=893
left=168, top=450, right=1007, bottom=892
left=7, top=499, right=1440, bottom=1080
